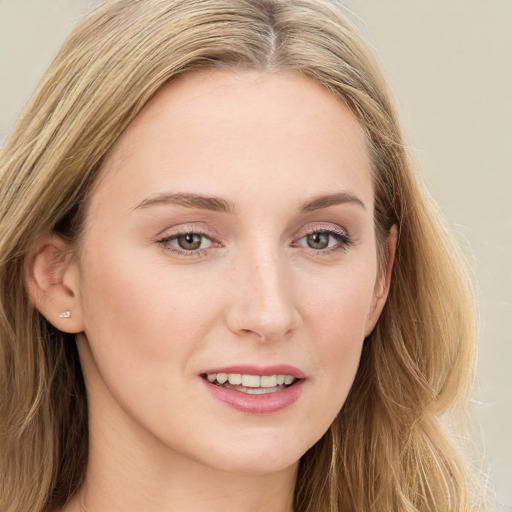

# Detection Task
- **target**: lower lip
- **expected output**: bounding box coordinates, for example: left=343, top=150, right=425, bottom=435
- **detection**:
left=202, top=379, right=305, bottom=414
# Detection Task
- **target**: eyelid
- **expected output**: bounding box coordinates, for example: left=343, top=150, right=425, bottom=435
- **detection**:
left=294, top=222, right=350, bottom=239
left=154, top=222, right=218, bottom=242
left=154, top=222, right=354, bottom=257
left=292, top=224, right=354, bottom=253
left=155, top=224, right=221, bottom=256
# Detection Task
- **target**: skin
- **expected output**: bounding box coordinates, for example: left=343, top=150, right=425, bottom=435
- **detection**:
left=29, top=70, right=395, bottom=512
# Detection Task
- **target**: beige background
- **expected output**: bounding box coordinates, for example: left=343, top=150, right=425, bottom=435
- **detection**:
left=1, top=1, right=510, bottom=509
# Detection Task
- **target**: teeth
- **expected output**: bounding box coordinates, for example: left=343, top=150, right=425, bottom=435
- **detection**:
left=260, top=375, right=277, bottom=387
left=242, top=387, right=281, bottom=395
left=228, top=373, right=242, bottom=385
left=242, top=374, right=260, bottom=387
left=205, top=372, right=297, bottom=388
left=284, top=375, right=294, bottom=385
left=216, top=373, right=228, bottom=384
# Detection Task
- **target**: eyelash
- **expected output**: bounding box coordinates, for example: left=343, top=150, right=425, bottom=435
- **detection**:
left=293, top=228, right=354, bottom=254
left=157, top=227, right=353, bottom=257
left=157, top=229, right=218, bottom=257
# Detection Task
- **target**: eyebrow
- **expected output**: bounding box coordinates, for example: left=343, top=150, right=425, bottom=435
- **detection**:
left=299, top=192, right=366, bottom=212
left=133, top=193, right=235, bottom=213
left=133, top=191, right=365, bottom=214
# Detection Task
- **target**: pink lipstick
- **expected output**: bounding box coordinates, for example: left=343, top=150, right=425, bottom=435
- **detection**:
left=200, top=364, right=305, bottom=414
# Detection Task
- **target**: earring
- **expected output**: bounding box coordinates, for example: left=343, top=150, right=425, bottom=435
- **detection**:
left=59, top=311, right=71, bottom=318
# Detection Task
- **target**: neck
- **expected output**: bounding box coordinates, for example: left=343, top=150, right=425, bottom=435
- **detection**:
left=68, top=452, right=297, bottom=512
left=74, top=456, right=297, bottom=512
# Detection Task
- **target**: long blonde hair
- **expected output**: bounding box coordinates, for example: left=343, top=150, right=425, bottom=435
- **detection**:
left=0, top=1, right=483, bottom=511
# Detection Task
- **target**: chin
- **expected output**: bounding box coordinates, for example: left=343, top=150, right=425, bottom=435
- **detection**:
left=208, top=451, right=300, bottom=476
left=191, top=428, right=317, bottom=476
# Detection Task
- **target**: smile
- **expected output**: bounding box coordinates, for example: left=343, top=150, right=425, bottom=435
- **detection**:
left=204, top=372, right=296, bottom=394
left=200, top=366, right=305, bottom=414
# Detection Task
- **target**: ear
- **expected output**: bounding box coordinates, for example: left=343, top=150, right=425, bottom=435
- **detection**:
left=365, top=225, right=397, bottom=337
left=25, top=234, right=84, bottom=334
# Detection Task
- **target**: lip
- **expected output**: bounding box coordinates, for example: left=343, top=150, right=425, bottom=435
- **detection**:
left=201, top=364, right=306, bottom=379
left=200, top=364, right=306, bottom=414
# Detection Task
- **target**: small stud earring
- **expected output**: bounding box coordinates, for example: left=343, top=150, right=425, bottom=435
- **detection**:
left=59, top=311, right=71, bottom=318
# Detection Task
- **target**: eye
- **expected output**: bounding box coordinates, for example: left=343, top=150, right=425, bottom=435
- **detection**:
left=158, top=231, right=214, bottom=254
left=175, top=233, right=207, bottom=251
left=294, top=229, right=352, bottom=253
left=305, top=232, right=332, bottom=250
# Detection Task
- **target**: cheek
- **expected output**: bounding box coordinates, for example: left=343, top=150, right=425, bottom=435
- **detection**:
left=77, top=245, right=219, bottom=369
left=300, top=265, right=376, bottom=396
left=75, top=246, right=228, bottom=433
left=303, top=264, right=377, bottom=343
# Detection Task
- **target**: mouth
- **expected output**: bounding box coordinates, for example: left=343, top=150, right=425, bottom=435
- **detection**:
left=201, top=372, right=298, bottom=395
left=200, top=366, right=305, bottom=413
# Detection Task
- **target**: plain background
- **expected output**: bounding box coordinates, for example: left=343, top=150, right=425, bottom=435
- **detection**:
left=0, top=1, right=510, bottom=509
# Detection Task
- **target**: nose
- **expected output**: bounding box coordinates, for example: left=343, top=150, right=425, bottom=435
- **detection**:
left=225, top=250, right=302, bottom=342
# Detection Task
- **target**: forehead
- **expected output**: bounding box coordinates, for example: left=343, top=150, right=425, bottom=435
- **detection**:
left=90, top=69, right=373, bottom=216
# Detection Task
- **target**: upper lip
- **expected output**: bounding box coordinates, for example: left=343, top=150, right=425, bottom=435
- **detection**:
left=200, top=364, right=305, bottom=379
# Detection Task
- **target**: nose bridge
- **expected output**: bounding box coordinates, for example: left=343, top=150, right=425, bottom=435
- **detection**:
left=227, top=240, right=301, bottom=340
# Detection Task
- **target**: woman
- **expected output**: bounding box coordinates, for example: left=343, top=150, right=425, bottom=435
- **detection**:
left=0, top=1, right=483, bottom=511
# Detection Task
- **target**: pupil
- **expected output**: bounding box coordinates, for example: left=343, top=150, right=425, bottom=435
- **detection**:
left=178, top=233, right=202, bottom=250
left=307, top=232, right=329, bottom=249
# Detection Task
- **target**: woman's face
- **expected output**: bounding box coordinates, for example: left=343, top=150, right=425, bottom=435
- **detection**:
left=71, top=70, right=392, bottom=475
